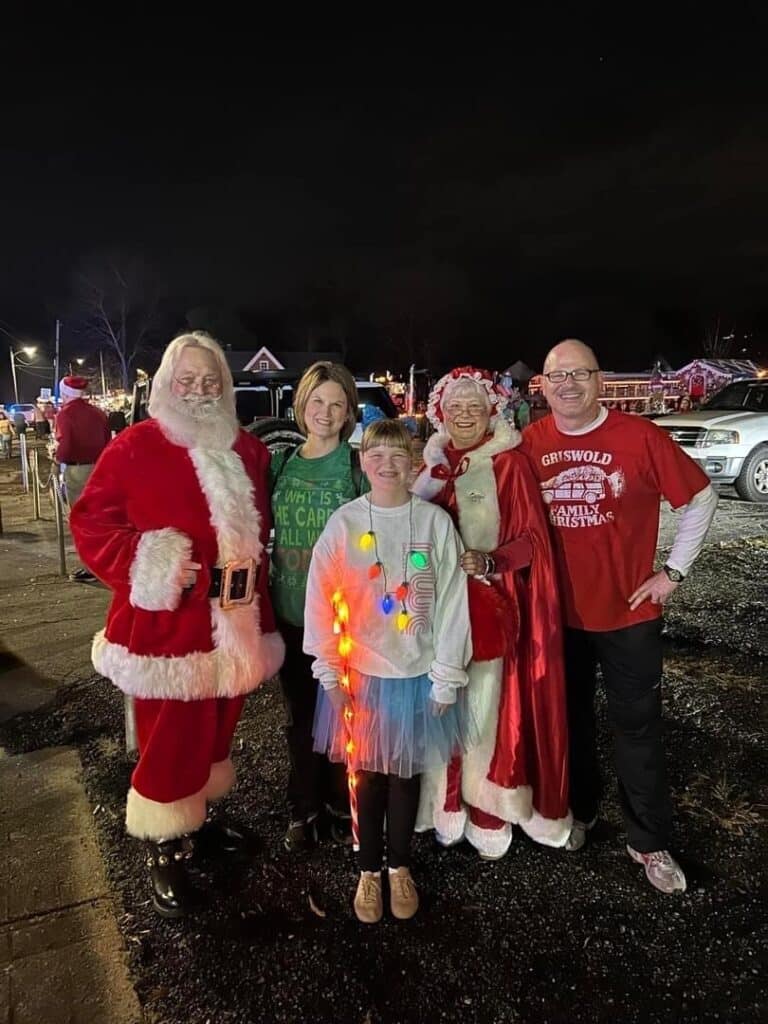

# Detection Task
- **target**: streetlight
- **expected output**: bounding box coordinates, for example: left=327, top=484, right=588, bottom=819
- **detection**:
left=9, top=346, right=37, bottom=405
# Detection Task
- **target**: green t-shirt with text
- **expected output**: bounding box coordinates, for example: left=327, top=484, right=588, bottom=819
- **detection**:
left=269, top=442, right=368, bottom=626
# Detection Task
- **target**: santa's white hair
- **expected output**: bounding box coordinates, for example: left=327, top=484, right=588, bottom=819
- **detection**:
left=148, top=331, right=238, bottom=450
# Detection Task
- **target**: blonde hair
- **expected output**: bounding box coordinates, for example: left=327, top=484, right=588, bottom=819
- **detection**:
left=148, top=331, right=236, bottom=422
left=361, top=418, right=413, bottom=456
left=293, top=362, right=359, bottom=442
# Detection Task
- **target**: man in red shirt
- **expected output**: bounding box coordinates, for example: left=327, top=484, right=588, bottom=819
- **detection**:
left=54, top=375, right=112, bottom=581
left=521, top=339, right=717, bottom=894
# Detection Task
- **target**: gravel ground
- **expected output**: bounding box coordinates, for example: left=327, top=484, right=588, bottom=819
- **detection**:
left=1, top=456, right=765, bottom=1024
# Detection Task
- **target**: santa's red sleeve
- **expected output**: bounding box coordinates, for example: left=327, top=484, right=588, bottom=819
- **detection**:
left=70, top=435, right=195, bottom=611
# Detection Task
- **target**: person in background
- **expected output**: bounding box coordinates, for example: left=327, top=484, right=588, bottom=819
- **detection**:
left=0, top=411, right=12, bottom=458
left=413, top=366, right=571, bottom=860
left=304, top=419, right=473, bottom=923
left=12, top=410, right=27, bottom=438
left=678, top=394, right=693, bottom=412
left=32, top=402, right=48, bottom=439
left=520, top=338, right=718, bottom=894
left=54, top=375, right=112, bottom=583
left=269, top=361, right=368, bottom=853
left=43, top=401, right=57, bottom=430
left=70, top=331, right=284, bottom=918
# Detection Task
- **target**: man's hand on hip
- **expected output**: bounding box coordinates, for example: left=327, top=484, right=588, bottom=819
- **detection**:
left=628, top=570, right=679, bottom=611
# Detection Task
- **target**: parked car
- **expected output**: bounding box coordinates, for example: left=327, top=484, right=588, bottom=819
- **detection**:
left=653, top=379, right=768, bottom=502
left=129, top=370, right=398, bottom=452
left=7, top=403, right=37, bottom=426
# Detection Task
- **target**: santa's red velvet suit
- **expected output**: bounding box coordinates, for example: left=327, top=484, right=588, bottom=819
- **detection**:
left=412, top=418, right=571, bottom=856
left=70, top=418, right=284, bottom=841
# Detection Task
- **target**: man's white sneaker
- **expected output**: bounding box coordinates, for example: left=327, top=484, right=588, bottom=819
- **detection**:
left=627, top=845, right=687, bottom=894
left=564, top=816, right=598, bottom=852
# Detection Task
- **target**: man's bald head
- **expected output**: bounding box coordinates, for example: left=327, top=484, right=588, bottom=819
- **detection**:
left=543, top=339, right=600, bottom=374
left=540, top=338, right=603, bottom=430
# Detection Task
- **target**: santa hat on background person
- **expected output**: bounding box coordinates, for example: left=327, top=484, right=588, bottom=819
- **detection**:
left=59, top=376, right=89, bottom=400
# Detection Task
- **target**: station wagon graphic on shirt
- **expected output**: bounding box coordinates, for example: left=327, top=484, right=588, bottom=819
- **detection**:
left=540, top=460, right=625, bottom=528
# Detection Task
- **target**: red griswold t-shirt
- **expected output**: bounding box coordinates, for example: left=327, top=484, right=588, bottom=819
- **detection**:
left=520, top=410, right=709, bottom=632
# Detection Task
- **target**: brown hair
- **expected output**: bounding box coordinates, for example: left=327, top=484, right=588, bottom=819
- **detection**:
left=361, top=418, right=413, bottom=456
left=292, top=362, right=359, bottom=442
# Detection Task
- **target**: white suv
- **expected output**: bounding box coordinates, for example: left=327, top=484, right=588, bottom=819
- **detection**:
left=653, top=380, right=768, bottom=503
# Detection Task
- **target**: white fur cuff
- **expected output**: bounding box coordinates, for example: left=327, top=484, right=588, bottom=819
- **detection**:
left=129, top=528, right=192, bottom=611
left=465, top=819, right=513, bottom=859
left=126, top=784, right=207, bottom=840
left=519, top=808, right=573, bottom=848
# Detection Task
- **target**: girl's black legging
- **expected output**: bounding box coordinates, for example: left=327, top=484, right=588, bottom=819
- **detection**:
left=356, top=770, right=421, bottom=872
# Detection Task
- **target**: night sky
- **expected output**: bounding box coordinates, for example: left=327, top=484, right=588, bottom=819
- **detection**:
left=3, top=12, right=768, bottom=398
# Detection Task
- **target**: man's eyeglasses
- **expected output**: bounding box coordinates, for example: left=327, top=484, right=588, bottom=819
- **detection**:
left=174, top=377, right=222, bottom=392
left=543, top=368, right=599, bottom=384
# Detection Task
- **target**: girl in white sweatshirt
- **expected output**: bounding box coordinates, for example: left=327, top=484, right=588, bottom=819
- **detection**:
left=304, top=419, right=473, bottom=924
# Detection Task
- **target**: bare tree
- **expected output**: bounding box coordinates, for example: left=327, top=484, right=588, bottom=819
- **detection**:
left=70, top=253, right=166, bottom=390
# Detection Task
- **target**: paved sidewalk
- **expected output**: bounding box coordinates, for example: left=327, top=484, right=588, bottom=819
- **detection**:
left=1, top=456, right=142, bottom=1023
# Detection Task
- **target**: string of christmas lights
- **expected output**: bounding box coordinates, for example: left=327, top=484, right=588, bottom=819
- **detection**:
left=331, top=588, right=359, bottom=850
left=358, top=496, right=429, bottom=630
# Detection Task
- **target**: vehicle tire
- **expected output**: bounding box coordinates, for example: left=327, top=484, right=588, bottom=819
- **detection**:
left=734, top=445, right=768, bottom=503
left=246, top=418, right=305, bottom=454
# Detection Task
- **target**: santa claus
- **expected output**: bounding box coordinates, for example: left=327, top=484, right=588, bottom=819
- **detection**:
left=413, top=366, right=571, bottom=857
left=70, top=331, right=284, bottom=917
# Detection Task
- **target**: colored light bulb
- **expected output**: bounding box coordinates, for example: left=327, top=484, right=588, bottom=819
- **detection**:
left=359, top=531, right=375, bottom=551
left=340, top=672, right=350, bottom=688
left=338, top=635, right=352, bottom=657
left=395, top=582, right=409, bottom=601
left=332, top=589, right=343, bottom=607
left=381, top=593, right=394, bottom=614
left=397, top=610, right=410, bottom=631
left=368, top=561, right=383, bottom=579
left=337, top=601, right=349, bottom=623
left=345, top=740, right=355, bottom=755
left=409, top=550, right=429, bottom=570
left=333, top=619, right=341, bottom=634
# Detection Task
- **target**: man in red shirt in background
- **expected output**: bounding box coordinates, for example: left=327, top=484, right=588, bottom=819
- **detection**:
left=521, top=339, right=718, bottom=894
left=55, top=375, right=112, bottom=582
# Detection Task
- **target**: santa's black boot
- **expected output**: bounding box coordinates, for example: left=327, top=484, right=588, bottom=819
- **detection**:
left=145, top=836, right=196, bottom=919
left=195, top=813, right=259, bottom=860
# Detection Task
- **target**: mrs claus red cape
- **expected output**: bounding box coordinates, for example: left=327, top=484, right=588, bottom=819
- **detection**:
left=412, top=418, right=571, bottom=851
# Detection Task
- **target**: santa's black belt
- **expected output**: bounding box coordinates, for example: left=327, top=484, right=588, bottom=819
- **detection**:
left=208, top=559, right=257, bottom=609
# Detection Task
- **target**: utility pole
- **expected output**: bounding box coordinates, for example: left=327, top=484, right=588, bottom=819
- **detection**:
left=99, top=350, right=107, bottom=396
left=53, top=319, right=62, bottom=401
left=9, top=349, right=19, bottom=405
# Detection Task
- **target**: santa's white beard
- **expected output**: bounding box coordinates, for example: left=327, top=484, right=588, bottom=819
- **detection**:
left=152, top=392, right=238, bottom=450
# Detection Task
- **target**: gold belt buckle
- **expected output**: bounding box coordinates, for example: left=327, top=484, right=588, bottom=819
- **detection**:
left=219, top=558, right=256, bottom=609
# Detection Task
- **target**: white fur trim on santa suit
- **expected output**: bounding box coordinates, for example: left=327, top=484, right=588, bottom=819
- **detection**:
left=206, top=757, right=236, bottom=801
left=94, top=444, right=285, bottom=699
left=92, top=628, right=284, bottom=700
left=412, top=418, right=520, bottom=503
left=415, top=762, right=467, bottom=844
left=519, top=808, right=572, bottom=848
left=129, top=528, right=192, bottom=611
left=126, top=783, right=207, bottom=840
left=464, top=820, right=513, bottom=859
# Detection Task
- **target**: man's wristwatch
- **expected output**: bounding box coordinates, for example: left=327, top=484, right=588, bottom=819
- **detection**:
left=662, top=564, right=685, bottom=583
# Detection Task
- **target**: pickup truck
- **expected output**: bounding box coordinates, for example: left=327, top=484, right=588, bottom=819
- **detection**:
left=653, top=379, right=768, bottom=503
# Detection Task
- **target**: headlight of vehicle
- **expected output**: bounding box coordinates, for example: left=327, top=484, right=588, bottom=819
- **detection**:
left=698, top=429, right=740, bottom=448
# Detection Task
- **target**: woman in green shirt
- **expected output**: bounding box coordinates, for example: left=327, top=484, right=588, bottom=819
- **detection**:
left=270, top=362, right=367, bottom=852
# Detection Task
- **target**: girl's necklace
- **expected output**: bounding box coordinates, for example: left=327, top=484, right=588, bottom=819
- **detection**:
left=359, top=495, right=430, bottom=630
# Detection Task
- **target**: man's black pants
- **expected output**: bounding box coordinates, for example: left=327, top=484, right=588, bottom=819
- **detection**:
left=278, top=621, right=349, bottom=822
left=357, top=770, right=421, bottom=873
left=564, top=618, right=673, bottom=853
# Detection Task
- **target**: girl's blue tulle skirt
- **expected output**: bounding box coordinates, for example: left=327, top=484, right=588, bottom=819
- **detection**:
left=313, top=672, right=477, bottom=779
